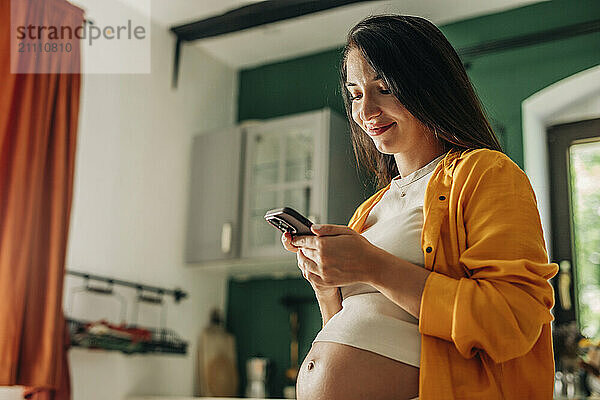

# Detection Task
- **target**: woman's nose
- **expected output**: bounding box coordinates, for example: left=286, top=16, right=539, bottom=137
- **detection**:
left=358, top=96, right=382, bottom=121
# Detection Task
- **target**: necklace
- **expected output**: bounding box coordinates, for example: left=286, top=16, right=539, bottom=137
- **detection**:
left=393, top=153, right=446, bottom=197
left=394, top=172, right=422, bottom=197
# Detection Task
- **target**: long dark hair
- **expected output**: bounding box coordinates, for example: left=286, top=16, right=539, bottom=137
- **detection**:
left=340, top=15, right=503, bottom=188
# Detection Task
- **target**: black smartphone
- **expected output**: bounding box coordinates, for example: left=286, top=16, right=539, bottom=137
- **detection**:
left=264, top=207, right=314, bottom=236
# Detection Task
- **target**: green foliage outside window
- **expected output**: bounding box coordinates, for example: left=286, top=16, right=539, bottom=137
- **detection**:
left=569, top=141, right=600, bottom=339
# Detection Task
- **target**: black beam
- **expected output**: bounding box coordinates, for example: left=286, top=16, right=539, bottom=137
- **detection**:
left=169, top=2, right=599, bottom=86
left=170, top=0, right=371, bottom=42
left=459, top=18, right=600, bottom=59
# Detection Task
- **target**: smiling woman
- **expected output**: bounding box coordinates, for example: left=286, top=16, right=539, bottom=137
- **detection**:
left=281, top=14, right=558, bottom=400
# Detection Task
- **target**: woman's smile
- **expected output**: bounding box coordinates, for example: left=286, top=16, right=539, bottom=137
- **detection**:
left=366, top=122, right=396, bottom=136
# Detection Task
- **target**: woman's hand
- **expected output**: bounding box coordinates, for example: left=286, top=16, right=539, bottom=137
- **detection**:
left=284, top=224, right=430, bottom=320
left=281, top=231, right=339, bottom=298
left=290, top=224, right=384, bottom=288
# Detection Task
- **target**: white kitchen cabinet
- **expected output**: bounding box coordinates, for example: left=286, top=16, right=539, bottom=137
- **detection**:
left=185, top=126, right=243, bottom=263
left=186, top=108, right=366, bottom=275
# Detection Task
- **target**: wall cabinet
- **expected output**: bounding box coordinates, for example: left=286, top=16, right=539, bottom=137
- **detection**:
left=186, top=108, right=366, bottom=275
left=186, top=126, right=243, bottom=263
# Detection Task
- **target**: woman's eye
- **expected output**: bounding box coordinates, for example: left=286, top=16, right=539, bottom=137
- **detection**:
left=349, top=89, right=390, bottom=101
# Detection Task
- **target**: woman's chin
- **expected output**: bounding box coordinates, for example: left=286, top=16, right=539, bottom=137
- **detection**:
left=373, top=140, right=398, bottom=155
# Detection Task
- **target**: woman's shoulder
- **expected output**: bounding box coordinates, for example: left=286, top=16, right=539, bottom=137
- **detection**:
left=453, top=148, right=524, bottom=177
left=455, top=147, right=509, bottom=164
left=451, top=148, right=535, bottom=198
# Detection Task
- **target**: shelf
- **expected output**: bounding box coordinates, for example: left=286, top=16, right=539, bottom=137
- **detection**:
left=68, top=318, right=188, bottom=355
left=66, top=270, right=187, bottom=302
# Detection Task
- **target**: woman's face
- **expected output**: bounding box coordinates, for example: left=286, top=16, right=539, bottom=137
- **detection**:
left=345, top=49, right=429, bottom=155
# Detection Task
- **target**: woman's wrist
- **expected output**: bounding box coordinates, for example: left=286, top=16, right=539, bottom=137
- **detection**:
left=363, top=246, right=393, bottom=286
left=315, top=287, right=342, bottom=327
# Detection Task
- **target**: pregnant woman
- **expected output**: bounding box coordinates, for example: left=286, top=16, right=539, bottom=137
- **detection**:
left=281, top=15, right=558, bottom=400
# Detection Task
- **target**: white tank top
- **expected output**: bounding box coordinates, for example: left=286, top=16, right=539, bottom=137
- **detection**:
left=312, top=153, right=446, bottom=368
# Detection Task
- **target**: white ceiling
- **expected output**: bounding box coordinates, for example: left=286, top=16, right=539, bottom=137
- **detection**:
left=147, top=0, right=548, bottom=69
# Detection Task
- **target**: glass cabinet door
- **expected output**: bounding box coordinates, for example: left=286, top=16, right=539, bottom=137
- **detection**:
left=242, top=113, right=321, bottom=258
left=247, top=129, right=280, bottom=250
left=285, top=128, right=313, bottom=182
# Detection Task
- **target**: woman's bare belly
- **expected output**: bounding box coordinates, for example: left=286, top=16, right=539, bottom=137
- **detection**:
left=296, top=341, right=419, bottom=400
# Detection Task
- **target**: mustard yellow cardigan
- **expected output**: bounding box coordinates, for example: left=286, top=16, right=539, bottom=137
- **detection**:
left=347, top=148, right=558, bottom=400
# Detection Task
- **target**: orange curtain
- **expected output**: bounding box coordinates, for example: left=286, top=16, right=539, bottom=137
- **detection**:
left=0, top=0, right=83, bottom=398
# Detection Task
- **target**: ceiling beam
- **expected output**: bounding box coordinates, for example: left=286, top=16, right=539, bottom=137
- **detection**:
left=459, top=18, right=600, bottom=58
left=169, top=2, right=600, bottom=87
left=170, top=0, right=372, bottom=42
left=170, top=0, right=372, bottom=87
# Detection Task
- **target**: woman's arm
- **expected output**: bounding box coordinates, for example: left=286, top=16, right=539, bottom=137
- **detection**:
left=367, top=253, right=430, bottom=319
left=416, top=154, right=558, bottom=363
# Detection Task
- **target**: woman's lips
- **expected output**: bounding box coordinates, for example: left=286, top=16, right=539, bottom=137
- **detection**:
left=366, top=122, right=395, bottom=136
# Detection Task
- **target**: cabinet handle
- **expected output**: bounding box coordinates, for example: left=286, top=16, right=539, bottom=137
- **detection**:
left=558, top=260, right=572, bottom=310
left=221, top=222, right=232, bottom=254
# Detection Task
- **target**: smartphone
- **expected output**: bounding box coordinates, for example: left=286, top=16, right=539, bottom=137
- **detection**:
left=264, top=207, right=314, bottom=236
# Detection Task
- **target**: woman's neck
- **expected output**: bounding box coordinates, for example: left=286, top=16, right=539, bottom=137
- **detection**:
left=393, top=143, right=446, bottom=178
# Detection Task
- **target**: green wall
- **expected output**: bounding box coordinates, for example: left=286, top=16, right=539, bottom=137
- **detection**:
left=229, top=0, right=600, bottom=396
left=227, top=278, right=321, bottom=397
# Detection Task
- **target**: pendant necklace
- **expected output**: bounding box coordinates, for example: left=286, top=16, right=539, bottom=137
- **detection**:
left=395, top=171, right=421, bottom=198
left=394, top=152, right=448, bottom=197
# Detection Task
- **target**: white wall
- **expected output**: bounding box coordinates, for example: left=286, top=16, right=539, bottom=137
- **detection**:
left=546, top=90, right=600, bottom=126
left=63, top=13, right=237, bottom=400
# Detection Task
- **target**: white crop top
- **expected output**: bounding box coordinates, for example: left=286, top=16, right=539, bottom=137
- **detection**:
left=312, top=152, right=447, bottom=367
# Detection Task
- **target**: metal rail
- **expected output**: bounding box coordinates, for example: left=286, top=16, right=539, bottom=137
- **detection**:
left=66, top=270, right=188, bottom=303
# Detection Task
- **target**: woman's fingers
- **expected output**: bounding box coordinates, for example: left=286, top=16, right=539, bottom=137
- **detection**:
left=310, top=223, right=354, bottom=237
left=298, top=249, right=337, bottom=290
left=298, top=251, right=329, bottom=287
left=291, top=234, right=320, bottom=250
left=299, top=247, right=320, bottom=264
left=281, top=232, right=298, bottom=253
left=297, top=248, right=318, bottom=276
left=293, top=224, right=371, bottom=287
left=296, top=251, right=305, bottom=278
left=292, top=226, right=356, bottom=249
left=298, top=248, right=322, bottom=276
